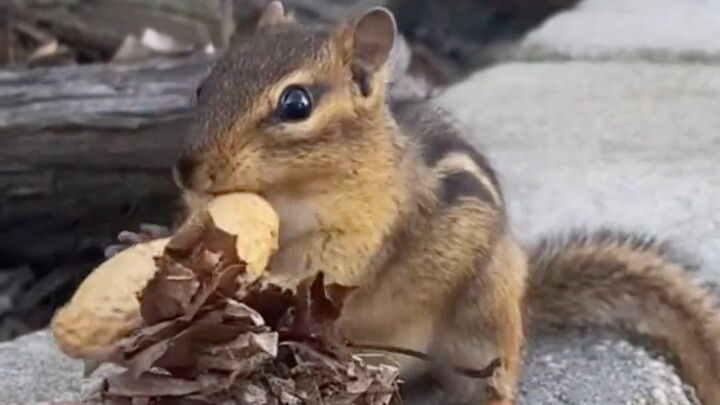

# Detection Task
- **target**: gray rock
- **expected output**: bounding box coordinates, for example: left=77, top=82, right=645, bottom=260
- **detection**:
left=510, top=0, right=720, bottom=63
left=519, top=330, right=699, bottom=405
left=0, top=328, right=700, bottom=405
left=0, top=329, right=85, bottom=404
left=437, top=61, right=720, bottom=283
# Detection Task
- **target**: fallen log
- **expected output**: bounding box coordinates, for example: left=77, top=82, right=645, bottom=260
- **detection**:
left=7, top=0, right=386, bottom=64
left=8, top=0, right=231, bottom=60
left=0, top=55, right=216, bottom=331
left=0, top=54, right=214, bottom=129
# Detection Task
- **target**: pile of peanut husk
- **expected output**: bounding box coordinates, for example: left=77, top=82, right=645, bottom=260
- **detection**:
left=83, top=213, right=401, bottom=405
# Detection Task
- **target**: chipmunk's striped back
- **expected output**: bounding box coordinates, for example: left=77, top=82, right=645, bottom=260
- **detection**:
left=390, top=99, right=504, bottom=211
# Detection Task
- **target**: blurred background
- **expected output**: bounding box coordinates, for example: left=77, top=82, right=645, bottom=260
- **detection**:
left=1, top=0, right=719, bottom=346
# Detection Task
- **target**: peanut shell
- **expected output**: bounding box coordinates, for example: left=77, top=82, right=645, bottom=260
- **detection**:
left=51, top=192, right=279, bottom=360
left=207, top=192, right=279, bottom=281
left=51, top=237, right=169, bottom=359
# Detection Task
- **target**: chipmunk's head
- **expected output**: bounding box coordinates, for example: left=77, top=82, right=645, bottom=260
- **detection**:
left=174, top=1, right=398, bottom=199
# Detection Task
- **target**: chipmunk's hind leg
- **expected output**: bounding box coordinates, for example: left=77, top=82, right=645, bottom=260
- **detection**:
left=428, top=236, right=528, bottom=405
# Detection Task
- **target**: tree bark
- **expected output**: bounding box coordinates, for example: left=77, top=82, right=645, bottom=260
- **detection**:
left=0, top=54, right=216, bottom=269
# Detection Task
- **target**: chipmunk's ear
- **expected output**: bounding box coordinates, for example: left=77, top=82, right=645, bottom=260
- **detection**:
left=256, top=1, right=291, bottom=28
left=351, top=7, right=397, bottom=71
left=336, top=7, right=397, bottom=97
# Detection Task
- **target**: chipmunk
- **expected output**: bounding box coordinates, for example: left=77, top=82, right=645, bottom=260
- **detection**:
left=172, top=2, right=720, bottom=404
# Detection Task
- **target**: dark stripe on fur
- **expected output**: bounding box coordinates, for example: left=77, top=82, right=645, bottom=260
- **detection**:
left=390, top=98, right=503, bottom=200
left=529, top=228, right=700, bottom=274
left=440, top=170, right=496, bottom=205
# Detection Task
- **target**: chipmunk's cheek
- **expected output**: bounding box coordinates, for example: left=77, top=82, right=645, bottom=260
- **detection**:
left=213, top=155, right=263, bottom=193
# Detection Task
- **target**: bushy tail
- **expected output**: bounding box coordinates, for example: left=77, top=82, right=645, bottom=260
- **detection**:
left=525, top=229, right=720, bottom=405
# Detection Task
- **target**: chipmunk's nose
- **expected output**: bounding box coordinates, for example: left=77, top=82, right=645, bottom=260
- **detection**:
left=173, top=154, right=205, bottom=191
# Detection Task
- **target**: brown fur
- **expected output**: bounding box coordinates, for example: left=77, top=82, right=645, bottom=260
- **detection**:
left=174, top=3, right=720, bottom=405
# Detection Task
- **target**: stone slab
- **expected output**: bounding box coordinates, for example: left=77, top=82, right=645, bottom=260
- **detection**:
left=512, top=0, right=720, bottom=63
left=437, top=61, right=720, bottom=283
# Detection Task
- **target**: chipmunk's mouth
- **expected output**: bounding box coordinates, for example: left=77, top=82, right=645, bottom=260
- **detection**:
left=173, top=156, right=266, bottom=199
left=206, top=186, right=262, bottom=201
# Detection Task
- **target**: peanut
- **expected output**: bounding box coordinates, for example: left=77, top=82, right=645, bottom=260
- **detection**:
left=51, top=193, right=279, bottom=360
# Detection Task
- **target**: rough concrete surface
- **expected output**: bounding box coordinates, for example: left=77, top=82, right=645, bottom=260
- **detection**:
left=518, top=330, right=698, bottom=405
left=0, top=328, right=702, bottom=405
left=514, top=0, right=720, bottom=62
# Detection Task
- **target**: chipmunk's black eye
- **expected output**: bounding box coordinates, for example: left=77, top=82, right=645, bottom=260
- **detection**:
left=277, top=85, right=313, bottom=121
